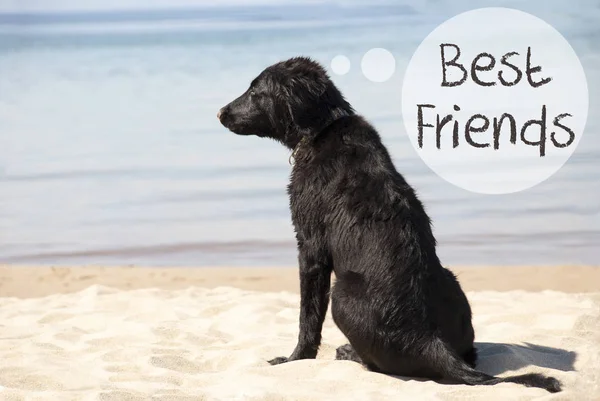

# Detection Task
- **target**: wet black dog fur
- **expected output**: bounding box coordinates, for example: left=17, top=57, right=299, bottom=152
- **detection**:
left=217, top=56, right=562, bottom=393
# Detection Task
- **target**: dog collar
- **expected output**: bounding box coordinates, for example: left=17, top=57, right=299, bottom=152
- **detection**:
left=289, top=136, right=310, bottom=165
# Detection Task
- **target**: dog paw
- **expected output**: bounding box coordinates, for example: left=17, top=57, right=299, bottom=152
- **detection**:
left=268, top=356, right=289, bottom=365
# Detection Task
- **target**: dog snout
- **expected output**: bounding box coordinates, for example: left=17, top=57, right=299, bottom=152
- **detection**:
left=217, top=106, right=230, bottom=121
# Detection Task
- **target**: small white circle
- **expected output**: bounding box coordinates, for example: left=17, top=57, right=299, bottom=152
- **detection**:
left=401, top=8, right=588, bottom=194
left=330, top=55, right=351, bottom=76
left=361, top=48, right=396, bottom=82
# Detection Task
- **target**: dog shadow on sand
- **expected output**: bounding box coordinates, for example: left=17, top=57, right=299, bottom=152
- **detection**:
left=378, top=342, right=576, bottom=384
left=473, top=342, right=577, bottom=375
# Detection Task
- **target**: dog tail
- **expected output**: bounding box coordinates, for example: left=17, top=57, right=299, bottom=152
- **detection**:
left=428, top=338, right=562, bottom=393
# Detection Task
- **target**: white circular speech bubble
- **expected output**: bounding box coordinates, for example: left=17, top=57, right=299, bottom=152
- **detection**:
left=362, top=48, right=396, bottom=83
left=331, top=55, right=351, bottom=76
left=401, top=8, right=588, bottom=194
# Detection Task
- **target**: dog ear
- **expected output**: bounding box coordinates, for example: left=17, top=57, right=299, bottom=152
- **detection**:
left=274, top=57, right=354, bottom=145
left=285, top=76, right=330, bottom=131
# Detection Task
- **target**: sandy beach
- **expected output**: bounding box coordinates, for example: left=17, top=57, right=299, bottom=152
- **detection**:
left=0, top=265, right=599, bottom=400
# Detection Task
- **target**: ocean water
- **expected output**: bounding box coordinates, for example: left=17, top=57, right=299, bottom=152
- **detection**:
left=0, top=1, right=598, bottom=266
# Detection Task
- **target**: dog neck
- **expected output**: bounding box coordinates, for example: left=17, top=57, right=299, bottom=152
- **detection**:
left=287, top=107, right=352, bottom=165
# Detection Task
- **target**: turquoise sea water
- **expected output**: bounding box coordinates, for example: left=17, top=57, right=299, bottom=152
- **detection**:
left=0, top=1, right=598, bottom=266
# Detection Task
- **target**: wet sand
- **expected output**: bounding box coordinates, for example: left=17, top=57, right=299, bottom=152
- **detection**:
left=1, top=264, right=598, bottom=298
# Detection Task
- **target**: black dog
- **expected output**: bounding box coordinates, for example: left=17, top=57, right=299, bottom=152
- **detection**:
left=218, top=56, right=561, bottom=393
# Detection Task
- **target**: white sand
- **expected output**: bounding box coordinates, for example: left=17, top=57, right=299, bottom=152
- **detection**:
left=0, top=286, right=598, bottom=400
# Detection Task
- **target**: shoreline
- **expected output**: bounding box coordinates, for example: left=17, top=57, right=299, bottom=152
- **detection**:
left=1, top=264, right=598, bottom=298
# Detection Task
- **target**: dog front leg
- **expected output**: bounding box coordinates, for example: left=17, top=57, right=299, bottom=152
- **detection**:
left=269, top=244, right=331, bottom=365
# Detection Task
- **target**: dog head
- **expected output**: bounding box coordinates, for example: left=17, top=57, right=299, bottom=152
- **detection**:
left=218, top=56, right=353, bottom=149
